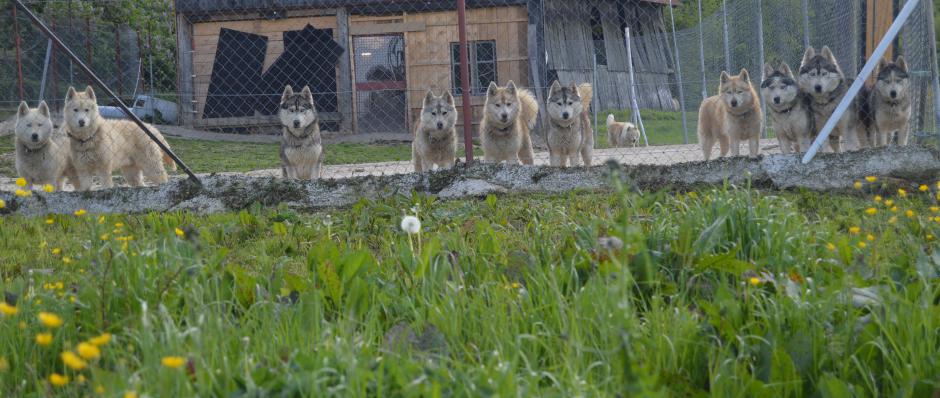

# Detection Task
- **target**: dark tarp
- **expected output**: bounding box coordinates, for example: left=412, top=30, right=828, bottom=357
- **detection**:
left=259, top=24, right=346, bottom=115
left=203, top=28, right=268, bottom=118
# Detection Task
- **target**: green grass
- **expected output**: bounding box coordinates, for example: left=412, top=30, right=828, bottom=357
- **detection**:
left=1, top=181, right=938, bottom=396
left=596, top=109, right=696, bottom=148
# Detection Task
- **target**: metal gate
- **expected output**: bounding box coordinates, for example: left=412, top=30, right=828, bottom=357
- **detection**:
left=353, top=34, right=407, bottom=134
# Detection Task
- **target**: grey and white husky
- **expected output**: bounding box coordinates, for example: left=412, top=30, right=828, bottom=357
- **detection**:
left=545, top=81, right=593, bottom=167
left=278, top=85, right=323, bottom=180
left=861, top=56, right=912, bottom=147
left=14, top=101, right=78, bottom=190
left=798, top=46, right=866, bottom=152
left=412, top=89, right=458, bottom=172
left=761, top=62, right=814, bottom=153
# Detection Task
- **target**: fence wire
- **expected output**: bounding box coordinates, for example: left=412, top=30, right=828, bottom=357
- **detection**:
left=1, top=0, right=938, bottom=188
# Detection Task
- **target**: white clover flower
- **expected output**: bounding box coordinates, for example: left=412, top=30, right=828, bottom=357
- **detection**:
left=400, top=215, right=421, bottom=234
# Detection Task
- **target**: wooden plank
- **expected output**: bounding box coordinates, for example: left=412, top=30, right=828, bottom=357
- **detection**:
left=350, top=21, right=426, bottom=36
left=177, top=13, right=196, bottom=127
left=337, top=8, right=353, bottom=133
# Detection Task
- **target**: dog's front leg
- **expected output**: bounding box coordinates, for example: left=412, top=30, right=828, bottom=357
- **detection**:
left=897, top=123, right=910, bottom=146
left=749, top=135, right=759, bottom=157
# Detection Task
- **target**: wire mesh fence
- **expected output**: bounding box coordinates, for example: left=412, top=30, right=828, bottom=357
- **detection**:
left=1, top=0, right=938, bottom=189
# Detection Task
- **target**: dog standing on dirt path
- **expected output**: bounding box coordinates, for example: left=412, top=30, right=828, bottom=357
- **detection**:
left=63, top=86, right=175, bottom=191
left=860, top=57, right=912, bottom=147
left=697, top=69, right=763, bottom=160
left=798, top=46, right=866, bottom=152
left=761, top=62, right=814, bottom=154
left=279, top=85, right=323, bottom=180
left=606, top=114, right=640, bottom=148
left=545, top=81, right=594, bottom=167
left=14, top=101, right=78, bottom=190
left=412, top=89, right=458, bottom=173
left=480, top=81, right=539, bottom=165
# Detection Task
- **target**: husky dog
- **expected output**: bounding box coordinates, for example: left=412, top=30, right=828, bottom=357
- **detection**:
left=14, top=101, right=78, bottom=190
left=606, top=114, right=640, bottom=148
left=412, top=90, right=458, bottom=172
left=761, top=62, right=814, bottom=154
left=278, top=85, right=323, bottom=180
left=799, top=46, right=866, bottom=152
left=480, top=81, right=539, bottom=165
left=697, top=69, right=763, bottom=160
left=545, top=81, right=594, bottom=167
left=861, top=57, right=912, bottom=147
left=63, top=86, right=175, bottom=191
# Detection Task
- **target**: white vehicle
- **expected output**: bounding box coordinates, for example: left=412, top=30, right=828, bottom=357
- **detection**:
left=99, top=95, right=179, bottom=124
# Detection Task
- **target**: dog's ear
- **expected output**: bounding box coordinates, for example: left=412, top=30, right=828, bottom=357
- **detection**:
left=569, top=83, right=579, bottom=96
left=37, top=101, right=50, bottom=117
left=763, top=63, right=775, bottom=78
left=820, top=46, right=836, bottom=63
left=801, top=46, right=816, bottom=68
left=549, top=80, right=561, bottom=95
left=506, top=81, right=517, bottom=96
left=281, top=85, right=294, bottom=103
left=443, top=90, right=455, bottom=105
left=423, top=89, right=436, bottom=106
left=66, top=86, right=77, bottom=101
left=299, top=86, right=313, bottom=103
left=17, top=101, right=29, bottom=117
left=720, top=71, right=731, bottom=85
left=780, top=62, right=793, bottom=78
left=84, top=86, right=96, bottom=101
left=739, top=68, right=750, bottom=83
left=487, top=81, right=499, bottom=97
left=896, top=56, right=908, bottom=72
left=877, top=57, right=889, bottom=74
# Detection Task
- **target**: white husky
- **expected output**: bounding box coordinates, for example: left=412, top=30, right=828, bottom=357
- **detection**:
left=14, top=101, right=77, bottom=190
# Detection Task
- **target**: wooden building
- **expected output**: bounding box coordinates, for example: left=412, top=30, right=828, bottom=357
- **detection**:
left=174, top=0, right=681, bottom=134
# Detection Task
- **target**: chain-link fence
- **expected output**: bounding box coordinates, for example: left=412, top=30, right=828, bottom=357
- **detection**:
left=2, top=0, right=938, bottom=187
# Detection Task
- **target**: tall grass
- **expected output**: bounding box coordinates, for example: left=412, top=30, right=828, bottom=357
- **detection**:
left=0, top=180, right=938, bottom=396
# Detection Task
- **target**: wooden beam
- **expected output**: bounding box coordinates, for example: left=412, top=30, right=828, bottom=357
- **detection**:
left=336, top=7, right=354, bottom=134
left=350, top=21, right=426, bottom=35
left=186, top=8, right=340, bottom=24
left=176, top=13, right=195, bottom=127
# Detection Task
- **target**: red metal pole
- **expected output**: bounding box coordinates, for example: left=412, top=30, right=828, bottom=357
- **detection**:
left=456, top=0, right=474, bottom=166
left=12, top=4, right=25, bottom=101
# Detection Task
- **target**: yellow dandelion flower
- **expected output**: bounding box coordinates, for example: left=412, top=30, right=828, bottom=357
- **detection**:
left=60, top=351, right=87, bottom=370
left=865, top=176, right=877, bottom=183
left=161, top=356, right=186, bottom=369
left=864, top=207, right=877, bottom=216
left=45, top=218, right=54, bottom=225
left=906, top=210, right=915, bottom=218
left=55, top=281, right=63, bottom=290
left=899, top=189, right=907, bottom=197
left=174, top=227, right=185, bottom=238
left=849, top=226, right=861, bottom=235
left=69, top=296, right=76, bottom=303
left=36, top=333, right=52, bottom=347
left=885, top=199, right=895, bottom=206
left=100, top=233, right=110, bottom=241
left=77, top=374, right=86, bottom=384
left=97, top=215, right=106, bottom=225
left=115, top=222, right=124, bottom=228
left=920, top=185, right=929, bottom=192
left=43, top=184, right=54, bottom=193
left=15, top=177, right=27, bottom=187
left=0, top=199, right=5, bottom=209
left=51, top=248, right=61, bottom=255
left=874, top=195, right=882, bottom=202
left=124, top=391, right=139, bottom=398
left=0, top=357, right=7, bottom=372
left=891, top=206, right=898, bottom=213
left=38, top=312, right=63, bottom=328
left=62, top=257, right=73, bottom=265
left=932, top=207, right=939, bottom=213
left=88, top=333, right=111, bottom=346
left=826, top=242, right=837, bottom=251
left=889, top=216, right=898, bottom=224
left=748, top=277, right=761, bottom=286
left=928, top=234, right=936, bottom=242
left=858, top=241, right=868, bottom=249
left=15, top=189, right=32, bottom=197
left=73, top=209, right=87, bottom=217
left=18, top=321, right=26, bottom=330
left=0, top=302, right=17, bottom=316
left=854, top=181, right=862, bottom=189
left=95, top=385, right=105, bottom=394
left=77, top=342, right=100, bottom=360
left=48, top=373, right=69, bottom=387
left=935, top=217, right=940, bottom=223
left=510, top=282, right=521, bottom=289
left=866, top=234, right=875, bottom=242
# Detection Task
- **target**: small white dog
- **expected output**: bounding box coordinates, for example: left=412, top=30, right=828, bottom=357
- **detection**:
left=14, top=101, right=77, bottom=190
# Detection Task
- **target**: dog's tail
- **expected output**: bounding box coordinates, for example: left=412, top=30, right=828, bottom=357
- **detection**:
left=150, top=128, right=177, bottom=171
left=577, top=83, right=593, bottom=114
left=517, top=88, right=540, bottom=131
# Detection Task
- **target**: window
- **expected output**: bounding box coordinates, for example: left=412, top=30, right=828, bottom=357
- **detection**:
left=590, top=6, right=607, bottom=66
left=451, top=41, right=497, bottom=96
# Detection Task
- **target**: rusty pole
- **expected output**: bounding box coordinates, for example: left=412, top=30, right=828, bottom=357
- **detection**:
left=456, top=0, right=474, bottom=166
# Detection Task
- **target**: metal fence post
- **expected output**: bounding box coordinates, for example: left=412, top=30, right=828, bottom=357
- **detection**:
left=592, top=52, right=599, bottom=141
left=698, top=0, right=708, bottom=101
left=12, top=4, right=25, bottom=101
left=801, top=0, right=811, bottom=49
left=803, top=0, right=923, bottom=164
left=755, top=0, right=767, bottom=139
left=456, top=0, right=474, bottom=165
left=925, top=0, right=940, bottom=150
left=39, top=40, right=53, bottom=100
left=722, top=0, right=731, bottom=72
left=625, top=28, right=649, bottom=146
left=668, top=3, right=689, bottom=145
